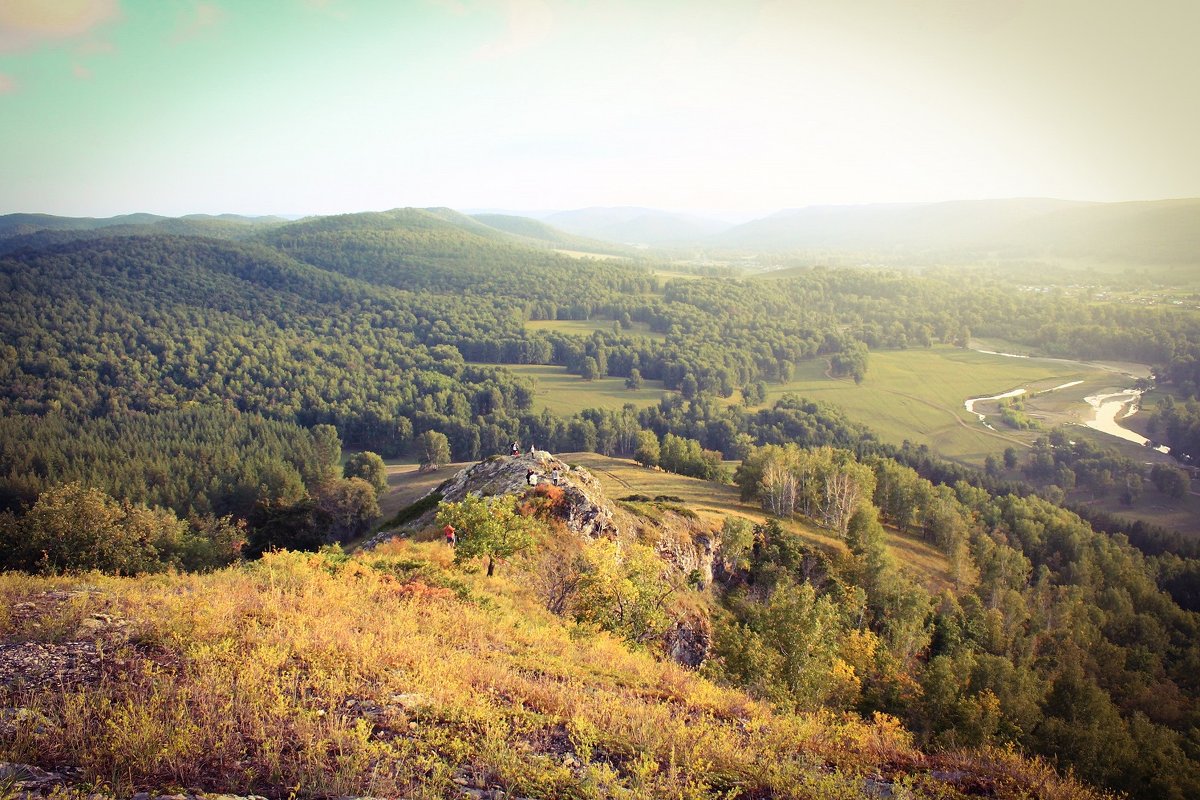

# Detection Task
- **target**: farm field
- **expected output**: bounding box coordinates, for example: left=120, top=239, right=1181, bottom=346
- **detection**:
left=474, top=362, right=669, bottom=416
left=750, top=346, right=1124, bottom=466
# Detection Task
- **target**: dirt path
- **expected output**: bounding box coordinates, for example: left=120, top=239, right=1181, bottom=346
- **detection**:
left=578, top=459, right=635, bottom=490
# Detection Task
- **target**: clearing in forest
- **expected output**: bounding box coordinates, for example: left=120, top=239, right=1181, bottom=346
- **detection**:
left=750, top=346, right=1119, bottom=466
left=473, top=362, right=669, bottom=415
left=523, top=317, right=666, bottom=340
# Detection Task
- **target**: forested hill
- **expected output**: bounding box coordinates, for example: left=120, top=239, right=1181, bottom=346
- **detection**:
left=7, top=208, right=1200, bottom=798
left=253, top=207, right=636, bottom=293
left=470, top=212, right=632, bottom=255
left=0, top=232, right=537, bottom=424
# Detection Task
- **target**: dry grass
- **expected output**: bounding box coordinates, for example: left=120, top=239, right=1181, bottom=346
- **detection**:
left=563, top=452, right=954, bottom=593
left=0, top=544, right=1105, bottom=799
left=377, top=460, right=472, bottom=521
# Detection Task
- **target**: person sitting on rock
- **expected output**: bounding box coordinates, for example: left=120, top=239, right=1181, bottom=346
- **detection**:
left=526, top=469, right=539, bottom=486
left=510, top=441, right=520, bottom=457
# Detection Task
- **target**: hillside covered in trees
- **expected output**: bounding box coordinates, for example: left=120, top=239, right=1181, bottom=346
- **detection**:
left=5, top=208, right=1200, bottom=798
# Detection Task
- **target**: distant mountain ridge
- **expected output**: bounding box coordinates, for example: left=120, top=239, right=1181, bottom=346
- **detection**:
left=544, top=206, right=734, bottom=246
left=5, top=198, right=1199, bottom=262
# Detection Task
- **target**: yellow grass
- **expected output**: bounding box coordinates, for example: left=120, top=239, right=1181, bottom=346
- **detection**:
left=0, top=549, right=1104, bottom=800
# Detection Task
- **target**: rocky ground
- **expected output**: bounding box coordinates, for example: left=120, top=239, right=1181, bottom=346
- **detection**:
left=362, top=452, right=620, bottom=548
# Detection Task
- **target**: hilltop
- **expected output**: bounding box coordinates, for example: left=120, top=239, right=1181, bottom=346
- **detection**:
left=0, top=452, right=1108, bottom=800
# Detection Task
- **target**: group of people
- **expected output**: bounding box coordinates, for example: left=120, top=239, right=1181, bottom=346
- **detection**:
left=510, top=441, right=538, bottom=457
left=444, top=447, right=564, bottom=548
left=525, top=467, right=563, bottom=487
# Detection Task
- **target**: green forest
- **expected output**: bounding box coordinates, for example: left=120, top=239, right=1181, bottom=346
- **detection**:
left=5, top=209, right=1200, bottom=798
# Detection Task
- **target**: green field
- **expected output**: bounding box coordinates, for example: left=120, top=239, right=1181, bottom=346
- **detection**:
left=479, top=362, right=669, bottom=416
left=752, top=346, right=1120, bottom=465
left=523, top=318, right=665, bottom=340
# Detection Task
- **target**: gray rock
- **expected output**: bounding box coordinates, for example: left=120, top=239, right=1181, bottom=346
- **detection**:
left=863, top=777, right=894, bottom=798
left=364, top=454, right=619, bottom=548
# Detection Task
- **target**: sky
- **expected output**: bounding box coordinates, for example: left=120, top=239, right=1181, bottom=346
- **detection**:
left=0, top=0, right=1198, bottom=218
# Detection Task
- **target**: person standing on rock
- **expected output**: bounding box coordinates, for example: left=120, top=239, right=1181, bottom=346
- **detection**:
left=529, top=443, right=537, bottom=456
left=443, top=523, right=456, bottom=547
left=511, top=441, right=520, bottom=457
left=551, top=468, right=561, bottom=486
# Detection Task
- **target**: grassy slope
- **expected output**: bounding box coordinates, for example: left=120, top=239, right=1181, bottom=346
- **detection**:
left=0, top=549, right=1102, bottom=800
left=376, top=460, right=473, bottom=521
left=562, top=452, right=954, bottom=594
left=374, top=452, right=952, bottom=592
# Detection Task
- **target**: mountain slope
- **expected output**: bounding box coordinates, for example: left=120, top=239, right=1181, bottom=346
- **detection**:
left=0, top=540, right=1104, bottom=799
left=545, top=206, right=733, bottom=245
left=253, top=207, right=648, bottom=295
left=471, top=212, right=632, bottom=255
left=0, top=211, right=168, bottom=237
left=716, top=198, right=1200, bottom=262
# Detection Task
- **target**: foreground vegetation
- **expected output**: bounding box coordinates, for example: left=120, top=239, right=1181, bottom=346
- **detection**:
left=0, top=545, right=1106, bottom=800
left=6, top=208, right=1200, bottom=798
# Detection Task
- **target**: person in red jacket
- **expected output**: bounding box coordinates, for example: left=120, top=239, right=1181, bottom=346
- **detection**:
left=443, top=524, right=456, bottom=547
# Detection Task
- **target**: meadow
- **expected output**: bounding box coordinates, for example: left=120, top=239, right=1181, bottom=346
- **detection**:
left=751, top=346, right=1123, bottom=466
left=478, top=362, right=669, bottom=416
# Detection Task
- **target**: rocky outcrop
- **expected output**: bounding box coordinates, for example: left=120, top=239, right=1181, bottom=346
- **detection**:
left=363, top=454, right=719, bottom=668
left=663, top=615, right=711, bottom=668
left=363, top=453, right=619, bottom=549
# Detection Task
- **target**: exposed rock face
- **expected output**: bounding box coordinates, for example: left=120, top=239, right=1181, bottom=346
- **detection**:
left=364, top=454, right=716, bottom=668
left=364, top=453, right=619, bottom=549
left=654, top=527, right=717, bottom=588
left=664, top=615, right=711, bottom=668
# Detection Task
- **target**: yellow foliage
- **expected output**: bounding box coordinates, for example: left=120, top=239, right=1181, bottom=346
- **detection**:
left=0, top=549, right=1109, bottom=800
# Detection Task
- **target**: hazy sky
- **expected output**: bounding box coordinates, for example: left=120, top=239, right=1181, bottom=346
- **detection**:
left=1, top=0, right=1197, bottom=217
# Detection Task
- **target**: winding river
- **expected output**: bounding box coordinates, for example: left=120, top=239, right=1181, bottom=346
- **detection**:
left=966, top=345, right=1165, bottom=451
left=964, top=388, right=1026, bottom=430
left=1084, top=390, right=1170, bottom=453
left=963, top=381, right=1084, bottom=431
